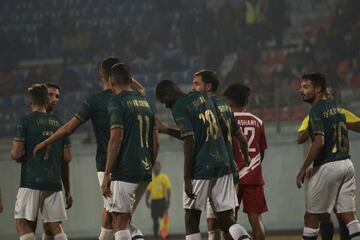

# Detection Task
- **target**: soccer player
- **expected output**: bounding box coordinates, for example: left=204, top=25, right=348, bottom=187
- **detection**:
left=296, top=87, right=360, bottom=240
left=223, top=83, right=268, bottom=240
left=156, top=80, right=251, bottom=240
left=296, top=72, right=360, bottom=240
left=42, top=82, right=73, bottom=240
left=101, top=63, right=159, bottom=240
left=11, top=84, right=69, bottom=240
left=145, top=161, right=172, bottom=239
left=191, top=70, right=249, bottom=240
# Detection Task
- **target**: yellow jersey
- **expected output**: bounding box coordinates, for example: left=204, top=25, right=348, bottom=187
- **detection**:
left=298, top=109, right=360, bottom=132
left=147, top=173, right=171, bottom=200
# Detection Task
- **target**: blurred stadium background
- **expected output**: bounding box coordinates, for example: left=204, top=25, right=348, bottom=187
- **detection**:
left=0, top=0, right=359, bottom=239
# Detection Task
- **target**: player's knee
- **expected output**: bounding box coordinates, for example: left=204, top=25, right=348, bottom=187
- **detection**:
left=207, top=217, right=217, bottom=231
left=185, top=210, right=201, bottom=234
left=43, top=222, right=63, bottom=236
left=216, top=211, right=236, bottom=231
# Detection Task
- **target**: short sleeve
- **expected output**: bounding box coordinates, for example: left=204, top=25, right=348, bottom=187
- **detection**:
left=108, top=98, right=124, bottom=129
left=162, top=174, right=172, bottom=189
left=14, top=118, right=26, bottom=142
left=75, top=97, right=93, bottom=123
left=309, top=108, right=324, bottom=136
left=297, top=115, right=309, bottom=132
left=344, top=109, right=360, bottom=123
left=172, top=103, right=194, bottom=138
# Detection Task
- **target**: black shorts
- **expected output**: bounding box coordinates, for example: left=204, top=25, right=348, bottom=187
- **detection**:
left=151, top=198, right=166, bottom=219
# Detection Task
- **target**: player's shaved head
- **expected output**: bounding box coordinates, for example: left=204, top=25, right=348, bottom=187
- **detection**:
left=110, top=63, right=132, bottom=86
left=223, top=82, right=250, bottom=108
left=28, top=83, right=48, bottom=106
left=101, top=57, right=120, bottom=79
left=156, top=80, right=184, bottom=108
left=302, top=72, right=327, bottom=94
left=193, top=69, right=219, bottom=93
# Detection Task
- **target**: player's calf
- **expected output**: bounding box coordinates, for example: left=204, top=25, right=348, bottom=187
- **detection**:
left=185, top=209, right=201, bottom=235
left=216, top=210, right=250, bottom=240
left=248, top=213, right=265, bottom=240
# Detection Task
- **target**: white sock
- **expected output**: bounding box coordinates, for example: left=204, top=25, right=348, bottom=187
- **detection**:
left=208, top=230, right=215, bottom=240
left=114, top=230, right=131, bottom=240
left=99, top=227, right=113, bottom=240
left=20, top=232, right=36, bottom=240
left=42, top=233, right=54, bottom=240
left=303, top=227, right=319, bottom=240
left=228, top=224, right=250, bottom=240
left=129, top=224, right=144, bottom=239
left=54, top=233, right=68, bottom=240
left=185, top=232, right=201, bottom=240
left=347, top=220, right=360, bottom=240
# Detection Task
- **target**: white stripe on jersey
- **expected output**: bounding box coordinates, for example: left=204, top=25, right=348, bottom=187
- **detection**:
left=238, top=153, right=261, bottom=179
left=233, top=112, right=263, bottom=125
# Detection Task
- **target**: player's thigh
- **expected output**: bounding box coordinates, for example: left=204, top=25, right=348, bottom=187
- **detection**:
left=14, top=188, right=40, bottom=222
left=132, top=182, right=148, bottom=212
left=41, top=191, right=67, bottom=223
left=16, top=219, right=37, bottom=235
left=306, top=162, right=343, bottom=214
left=336, top=159, right=357, bottom=215
left=241, top=185, right=268, bottom=214
left=210, top=174, right=238, bottom=213
left=183, top=179, right=210, bottom=211
left=43, top=222, right=64, bottom=235
left=98, top=171, right=112, bottom=210
left=110, top=181, right=144, bottom=214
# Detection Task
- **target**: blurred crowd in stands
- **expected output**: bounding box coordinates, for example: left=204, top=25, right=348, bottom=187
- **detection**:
left=0, top=0, right=359, bottom=135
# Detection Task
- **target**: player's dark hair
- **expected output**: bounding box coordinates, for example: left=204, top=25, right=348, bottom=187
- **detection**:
left=44, top=82, right=61, bottom=91
left=101, top=57, right=120, bottom=79
left=110, top=63, right=132, bottom=85
left=194, top=69, right=219, bottom=92
left=302, top=72, right=327, bottom=93
left=222, top=82, right=250, bottom=108
left=28, top=84, right=48, bottom=106
left=155, top=80, right=183, bottom=100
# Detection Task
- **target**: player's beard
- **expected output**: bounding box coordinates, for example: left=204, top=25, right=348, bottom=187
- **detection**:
left=46, top=104, right=55, bottom=113
left=302, top=92, right=315, bottom=104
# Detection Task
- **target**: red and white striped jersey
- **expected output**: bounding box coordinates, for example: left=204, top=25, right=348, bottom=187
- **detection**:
left=233, top=111, right=267, bottom=185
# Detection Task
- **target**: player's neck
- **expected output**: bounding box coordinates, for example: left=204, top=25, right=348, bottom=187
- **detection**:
left=31, top=105, right=47, bottom=113
left=113, top=85, right=133, bottom=95
left=311, top=94, right=326, bottom=106
left=232, top=106, right=245, bottom=112
left=102, top=80, right=112, bottom=91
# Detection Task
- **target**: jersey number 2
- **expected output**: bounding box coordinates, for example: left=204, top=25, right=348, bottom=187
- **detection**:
left=241, top=127, right=256, bottom=152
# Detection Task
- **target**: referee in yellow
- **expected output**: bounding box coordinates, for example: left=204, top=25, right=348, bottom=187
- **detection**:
left=146, top=161, right=171, bottom=239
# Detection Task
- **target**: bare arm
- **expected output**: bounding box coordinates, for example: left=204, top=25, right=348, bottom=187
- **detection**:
left=34, top=117, right=82, bottom=157
left=11, top=141, right=25, bottom=162
left=183, top=136, right=196, bottom=199
left=297, top=130, right=310, bottom=144
left=166, top=189, right=171, bottom=210
left=152, top=128, right=160, bottom=164
left=62, top=147, right=73, bottom=209
left=145, top=190, right=150, bottom=208
left=234, top=131, right=250, bottom=166
left=157, top=120, right=182, bottom=140
left=296, top=135, right=324, bottom=188
left=131, top=78, right=146, bottom=96
left=102, top=128, right=123, bottom=197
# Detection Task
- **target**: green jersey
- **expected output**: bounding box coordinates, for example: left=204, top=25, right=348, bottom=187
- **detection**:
left=75, top=89, right=113, bottom=171
left=308, top=99, right=350, bottom=167
left=211, top=96, right=240, bottom=180
left=14, top=112, right=65, bottom=191
left=108, top=91, right=155, bottom=183
left=172, top=92, right=232, bottom=179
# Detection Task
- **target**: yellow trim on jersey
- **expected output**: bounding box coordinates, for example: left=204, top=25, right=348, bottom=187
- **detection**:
left=297, top=109, right=360, bottom=132
left=110, top=124, right=123, bottom=129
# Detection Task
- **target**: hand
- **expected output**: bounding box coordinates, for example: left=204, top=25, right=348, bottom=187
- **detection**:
left=157, top=120, right=168, bottom=134
left=33, top=142, right=46, bottom=158
left=184, top=178, right=196, bottom=199
left=296, top=168, right=306, bottom=189
left=65, top=192, right=73, bottom=210
left=305, top=166, right=314, bottom=180
left=165, top=200, right=170, bottom=211
left=101, top=174, right=112, bottom=198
